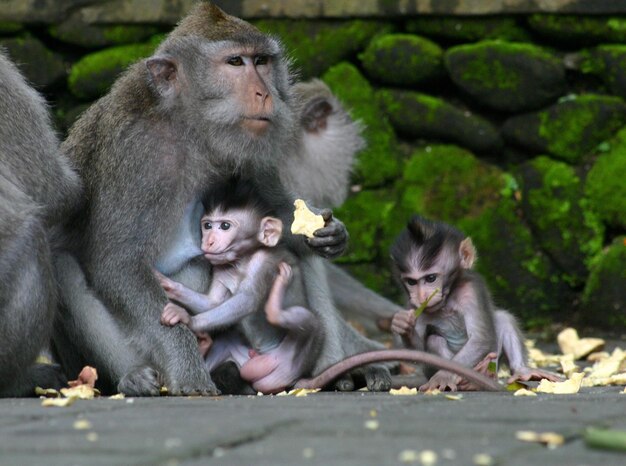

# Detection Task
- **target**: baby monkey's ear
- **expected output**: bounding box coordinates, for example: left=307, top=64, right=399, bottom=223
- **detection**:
left=459, top=237, right=477, bottom=269
left=258, top=217, right=283, bottom=247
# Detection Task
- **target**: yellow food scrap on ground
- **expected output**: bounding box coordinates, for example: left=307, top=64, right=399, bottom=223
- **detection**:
left=536, top=372, right=584, bottom=394
left=35, top=387, right=60, bottom=398
left=513, top=388, right=537, bottom=397
left=389, top=386, right=418, bottom=395
left=473, top=453, right=494, bottom=465
left=291, top=199, right=324, bottom=238
left=419, top=450, right=438, bottom=466
left=61, top=384, right=99, bottom=400
left=587, top=351, right=610, bottom=362
left=364, top=419, right=379, bottom=430
left=109, top=393, right=125, bottom=400
left=557, top=328, right=604, bottom=360
left=73, top=419, right=92, bottom=430
left=423, top=389, right=441, bottom=396
left=288, top=388, right=320, bottom=397
left=445, top=394, right=463, bottom=401
left=516, top=430, right=565, bottom=448
left=528, top=346, right=563, bottom=367
left=398, top=450, right=419, bottom=463
left=42, top=396, right=77, bottom=407
left=559, top=354, right=579, bottom=378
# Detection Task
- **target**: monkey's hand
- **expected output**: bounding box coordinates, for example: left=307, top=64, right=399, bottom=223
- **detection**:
left=306, top=208, right=348, bottom=259
left=507, top=367, right=563, bottom=384
left=154, top=269, right=184, bottom=301
left=420, top=370, right=460, bottom=392
left=276, top=261, right=293, bottom=283
left=391, top=310, right=416, bottom=340
left=160, top=302, right=191, bottom=327
left=196, top=332, right=213, bottom=358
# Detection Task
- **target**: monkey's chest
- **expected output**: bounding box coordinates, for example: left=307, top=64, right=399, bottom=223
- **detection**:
left=425, top=312, right=468, bottom=353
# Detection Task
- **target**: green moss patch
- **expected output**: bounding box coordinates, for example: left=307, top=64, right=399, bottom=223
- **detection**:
left=359, top=33, right=443, bottom=86
left=445, top=40, right=566, bottom=112
left=406, top=16, right=529, bottom=43
left=528, top=14, right=626, bottom=45
left=585, top=126, right=626, bottom=229
left=502, top=94, right=626, bottom=164
left=377, top=89, right=502, bottom=153
left=323, top=62, right=400, bottom=187
left=517, top=156, right=604, bottom=287
left=582, top=237, right=626, bottom=328
left=49, top=19, right=160, bottom=48
left=0, top=22, right=23, bottom=35
left=580, top=46, right=626, bottom=100
left=0, top=35, right=65, bottom=88
left=255, top=20, right=393, bottom=80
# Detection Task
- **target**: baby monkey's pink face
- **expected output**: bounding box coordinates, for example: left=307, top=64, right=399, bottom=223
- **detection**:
left=200, top=208, right=257, bottom=265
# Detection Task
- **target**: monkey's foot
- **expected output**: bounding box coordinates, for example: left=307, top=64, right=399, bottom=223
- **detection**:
left=28, top=363, right=68, bottom=392
left=419, top=370, right=460, bottom=392
left=507, top=367, right=563, bottom=384
left=456, top=353, right=498, bottom=391
left=364, top=365, right=392, bottom=392
left=167, top=369, right=220, bottom=397
left=118, top=366, right=162, bottom=396
left=334, top=375, right=355, bottom=391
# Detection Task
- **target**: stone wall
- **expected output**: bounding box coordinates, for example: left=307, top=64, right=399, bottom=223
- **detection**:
left=1, top=1, right=625, bottom=328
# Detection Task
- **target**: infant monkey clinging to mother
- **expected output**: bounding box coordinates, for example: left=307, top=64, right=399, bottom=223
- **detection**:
left=390, top=215, right=561, bottom=392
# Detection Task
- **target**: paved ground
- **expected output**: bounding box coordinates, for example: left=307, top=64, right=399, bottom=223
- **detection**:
left=1, top=386, right=625, bottom=466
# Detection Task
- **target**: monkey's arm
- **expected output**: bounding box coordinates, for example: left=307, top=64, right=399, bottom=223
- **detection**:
left=155, top=269, right=228, bottom=315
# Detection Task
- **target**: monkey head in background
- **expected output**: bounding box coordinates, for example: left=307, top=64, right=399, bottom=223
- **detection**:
left=54, top=1, right=390, bottom=396
left=390, top=215, right=560, bottom=392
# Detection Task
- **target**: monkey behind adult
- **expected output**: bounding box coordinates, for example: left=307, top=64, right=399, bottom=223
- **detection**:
left=158, top=179, right=323, bottom=394
left=390, top=216, right=561, bottom=391
left=54, top=2, right=387, bottom=396
left=0, top=51, right=81, bottom=396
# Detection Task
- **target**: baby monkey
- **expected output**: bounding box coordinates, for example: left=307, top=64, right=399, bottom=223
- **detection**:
left=157, top=179, right=322, bottom=394
left=390, top=215, right=560, bottom=392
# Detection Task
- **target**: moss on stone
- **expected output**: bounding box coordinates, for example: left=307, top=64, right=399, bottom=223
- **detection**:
left=49, top=20, right=160, bottom=48
left=0, top=22, right=23, bottom=35
left=377, top=88, right=502, bottom=153
left=502, top=94, right=626, bottom=164
left=359, top=33, right=443, bottom=86
left=585, top=126, right=626, bottom=229
left=528, top=14, right=626, bottom=45
left=254, top=19, right=393, bottom=79
left=406, top=16, right=530, bottom=43
left=322, top=62, right=400, bottom=187
left=334, top=188, right=396, bottom=263
left=581, top=237, right=626, bottom=328
left=517, top=156, right=604, bottom=287
left=392, top=144, right=567, bottom=319
left=445, top=40, right=566, bottom=112
left=580, top=45, right=626, bottom=100
left=68, top=41, right=157, bottom=100
left=0, top=35, right=65, bottom=88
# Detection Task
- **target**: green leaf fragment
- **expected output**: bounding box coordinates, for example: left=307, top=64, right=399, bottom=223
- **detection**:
left=414, top=288, right=440, bottom=317
left=585, top=427, right=626, bottom=451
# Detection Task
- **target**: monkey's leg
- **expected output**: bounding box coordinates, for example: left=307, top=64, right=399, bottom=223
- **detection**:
left=53, top=252, right=152, bottom=395
left=0, top=198, right=59, bottom=397
left=494, top=310, right=562, bottom=383
left=325, top=262, right=403, bottom=321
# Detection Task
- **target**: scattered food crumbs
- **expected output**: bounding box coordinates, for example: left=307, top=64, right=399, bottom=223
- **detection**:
left=302, top=447, right=314, bottom=459
left=369, top=409, right=377, bottom=417
left=125, top=398, right=135, bottom=404
left=160, top=386, right=169, bottom=396
left=276, top=391, right=288, bottom=396
left=390, top=386, right=418, bottom=395
left=213, top=447, right=226, bottom=458
left=557, top=328, right=604, bottom=360
left=364, top=419, right=379, bottom=430
left=35, top=387, right=60, bottom=398
left=86, top=432, right=99, bottom=442
left=291, top=199, right=324, bottom=238
left=559, top=355, right=579, bottom=378
left=109, top=393, right=125, bottom=400
left=398, top=449, right=418, bottom=463
left=290, top=388, right=320, bottom=397
left=423, top=389, right=441, bottom=396
left=473, top=453, right=494, bottom=465
left=419, top=450, right=438, bottom=465
left=73, top=419, right=92, bottom=430
left=587, top=351, right=610, bottom=362
left=536, top=372, right=584, bottom=394
left=516, top=430, right=564, bottom=448
left=513, top=388, right=537, bottom=397
left=622, top=387, right=626, bottom=394
left=445, top=394, right=463, bottom=401
left=61, top=384, right=99, bottom=400
left=42, top=397, right=77, bottom=408
left=256, top=392, right=264, bottom=396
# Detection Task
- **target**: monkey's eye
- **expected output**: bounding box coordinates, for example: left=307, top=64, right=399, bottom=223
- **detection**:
left=424, top=274, right=438, bottom=283
left=254, top=55, right=269, bottom=66
left=220, top=222, right=231, bottom=230
left=405, top=278, right=418, bottom=286
left=202, top=221, right=212, bottom=230
left=227, top=56, right=244, bottom=66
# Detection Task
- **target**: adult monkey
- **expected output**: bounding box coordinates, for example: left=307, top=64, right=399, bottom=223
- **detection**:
left=0, top=51, right=81, bottom=396
left=54, top=2, right=387, bottom=396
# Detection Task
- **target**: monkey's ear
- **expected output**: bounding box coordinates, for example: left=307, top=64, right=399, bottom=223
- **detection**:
left=259, top=217, right=283, bottom=247
left=146, top=56, right=180, bottom=97
left=459, top=237, right=477, bottom=269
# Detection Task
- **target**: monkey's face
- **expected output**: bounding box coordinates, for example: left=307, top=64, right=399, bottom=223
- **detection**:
left=200, top=208, right=257, bottom=265
left=401, top=246, right=459, bottom=312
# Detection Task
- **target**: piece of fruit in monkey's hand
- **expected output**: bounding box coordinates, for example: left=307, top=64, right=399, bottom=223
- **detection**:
left=291, top=199, right=325, bottom=238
